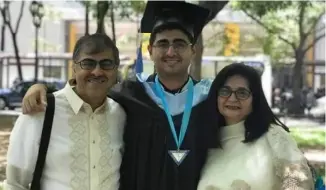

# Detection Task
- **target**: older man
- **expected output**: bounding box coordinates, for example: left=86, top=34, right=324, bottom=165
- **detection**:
left=4, top=33, right=126, bottom=190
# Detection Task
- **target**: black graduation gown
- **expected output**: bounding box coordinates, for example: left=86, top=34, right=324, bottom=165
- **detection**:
left=108, top=76, right=218, bottom=190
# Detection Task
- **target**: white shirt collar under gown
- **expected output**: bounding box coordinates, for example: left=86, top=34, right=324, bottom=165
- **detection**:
left=197, top=121, right=314, bottom=190
left=136, top=73, right=212, bottom=116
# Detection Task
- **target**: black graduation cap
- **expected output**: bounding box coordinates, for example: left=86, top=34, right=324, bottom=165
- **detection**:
left=140, top=1, right=210, bottom=42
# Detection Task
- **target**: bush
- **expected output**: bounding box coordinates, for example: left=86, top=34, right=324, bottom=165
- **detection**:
left=290, top=127, right=325, bottom=179
left=290, top=128, right=325, bottom=150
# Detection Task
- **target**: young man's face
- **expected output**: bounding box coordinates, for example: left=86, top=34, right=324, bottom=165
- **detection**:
left=148, top=29, right=195, bottom=77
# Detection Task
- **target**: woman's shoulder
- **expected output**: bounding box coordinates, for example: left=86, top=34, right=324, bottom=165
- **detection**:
left=265, top=124, right=296, bottom=147
left=265, top=126, right=315, bottom=189
left=265, top=124, right=304, bottom=160
left=266, top=124, right=292, bottom=140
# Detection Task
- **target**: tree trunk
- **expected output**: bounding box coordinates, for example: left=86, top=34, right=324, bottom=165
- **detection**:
left=190, top=33, right=203, bottom=80
left=34, top=28, right=39, bottom=82
left=85, top=2, right=89, bottom=35
left=12, top=32, right=23, bottom=81
left=0, top=23, right=4, bottom=53
left=189, top=1, right=227, bottom=80
left=288, top=50, right=305, bottom=115
left=110, top=1, right=116, bottom=44
left=96, top=1, right=109, bottom=34
left=0, top=22, right=5, bottom=87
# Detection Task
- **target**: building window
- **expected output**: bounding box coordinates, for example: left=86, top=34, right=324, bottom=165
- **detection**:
left=43, top=66, right=62, bottom=78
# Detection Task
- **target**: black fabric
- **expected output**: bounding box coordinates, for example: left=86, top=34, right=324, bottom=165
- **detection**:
left=109, top=78, right=218, bottom=190
left=30, top=93, right=55, bottom=190
left=140, top=1, right=210, bottom=42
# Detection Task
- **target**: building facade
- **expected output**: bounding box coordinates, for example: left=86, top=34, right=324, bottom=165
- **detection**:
left=0, top=1, right=84, bottom=88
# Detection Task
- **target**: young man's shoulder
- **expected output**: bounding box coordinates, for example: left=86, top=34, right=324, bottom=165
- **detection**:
left=109, top=76, right=141, bottom=97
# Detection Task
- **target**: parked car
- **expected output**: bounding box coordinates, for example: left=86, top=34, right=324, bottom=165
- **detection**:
left=0, top=79, right=65, bottom=110
left=310, top=96, right=325, bottom=123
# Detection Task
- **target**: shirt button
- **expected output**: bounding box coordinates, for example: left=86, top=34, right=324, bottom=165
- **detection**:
left=93, top=140, right=95, bottom=144
left=91, top=116, right=94, bottom=120
left=93, top=165, right=96, bottom=169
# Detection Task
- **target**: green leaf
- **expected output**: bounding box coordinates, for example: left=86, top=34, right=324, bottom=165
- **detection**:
left=76, top=0, right=145, bottom=20
left=231, top=0, right=325, bottom=65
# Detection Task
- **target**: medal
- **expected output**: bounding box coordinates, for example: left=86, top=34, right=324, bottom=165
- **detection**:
left=155, top=76, right=194, bottom=166
left=168, top=150, right=190, bottom=166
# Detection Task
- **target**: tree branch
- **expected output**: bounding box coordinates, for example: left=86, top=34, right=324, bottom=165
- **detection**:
left=5, top=2, right=11, bottom=25
left=0, top=9, right=5, bottom=21
left=0, top=7, right=14, bottom=35
left=0, top=2, right=15, bottom=36
left=303, top=33, right=325, bottom=54
left=316, top=25, right=326, bottom=34
left=305, top=11, right=326, bottom=39
left=206, top=30, right=224, bottom=42
left=15, top=1, right=25, bottom=33
left=96, top=1, right=109, bottom=34
left=298, top=2, right=306, bottom=48
left=242, top=9, right=297, bottom=51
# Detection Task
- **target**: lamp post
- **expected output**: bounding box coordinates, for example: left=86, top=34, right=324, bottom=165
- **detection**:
left=29, top=1, right=44, bottom=82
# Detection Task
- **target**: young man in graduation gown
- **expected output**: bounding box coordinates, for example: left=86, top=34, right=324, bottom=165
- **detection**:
left=20, top=1, right=227, bottom=190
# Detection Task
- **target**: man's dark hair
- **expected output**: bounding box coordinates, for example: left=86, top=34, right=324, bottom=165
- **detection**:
left=72, top=33, right=120, bottom=66
left=149, top=24, right=195, bottom=46
left=206, top=63, right=289, bottom=144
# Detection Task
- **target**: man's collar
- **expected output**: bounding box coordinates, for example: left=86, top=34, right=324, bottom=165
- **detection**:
left=62, top=82, right=84, bottom=114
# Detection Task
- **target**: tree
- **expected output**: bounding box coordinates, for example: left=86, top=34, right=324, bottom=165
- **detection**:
left=96, top=1, right=109, bottom=34
left=0, top=1, right=25, bottom=81
left=243, top=30, right=294, bottom=66
left=104, top=1, right=145, bottom=44
left=77, top=1, right=109, bottom=35
left=109, top=1, right=115, bottom=44
left=0, top=3, right=6, bottom=87
left=77, top=0, right=97, bottom=35
left=190, top=1, right=228, bottom=80
left=233, top=1, right=325, bottom=114
left=203, top=22, right=225, bottom=55
left=78, top=1, right=90, bottom=35
left=85, top=2, right=90, bottom=35
left=78, top=0, right=145, bottom=43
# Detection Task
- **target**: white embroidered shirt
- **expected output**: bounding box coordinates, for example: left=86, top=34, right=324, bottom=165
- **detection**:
left=4, top=82, right=126, bottom=190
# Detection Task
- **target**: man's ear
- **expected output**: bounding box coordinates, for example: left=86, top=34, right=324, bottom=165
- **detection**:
left=191, top=44, right=196, bottom=56
left=70, top=65, right=77, bottom=85
left=73, top=65, right=76, bottom=73
left=147, top=44, right=152, bottom=55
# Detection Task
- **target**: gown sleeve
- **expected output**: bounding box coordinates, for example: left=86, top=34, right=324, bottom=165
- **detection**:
left=266, top=125, right=314, bottom=190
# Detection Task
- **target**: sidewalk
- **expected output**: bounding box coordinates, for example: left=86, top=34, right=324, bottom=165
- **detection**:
left=278, top=117, right=325, bottom=128
left=304, top=150, right=326, bottom=163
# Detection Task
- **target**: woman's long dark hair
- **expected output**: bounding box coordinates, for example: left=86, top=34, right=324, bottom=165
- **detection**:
left=206, top=63, right=289, bottom=144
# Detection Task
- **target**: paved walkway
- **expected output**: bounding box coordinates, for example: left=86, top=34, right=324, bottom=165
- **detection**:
left=304, top=150, right=326, bottom=163
left=279, top=117, right=325, bottom=128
